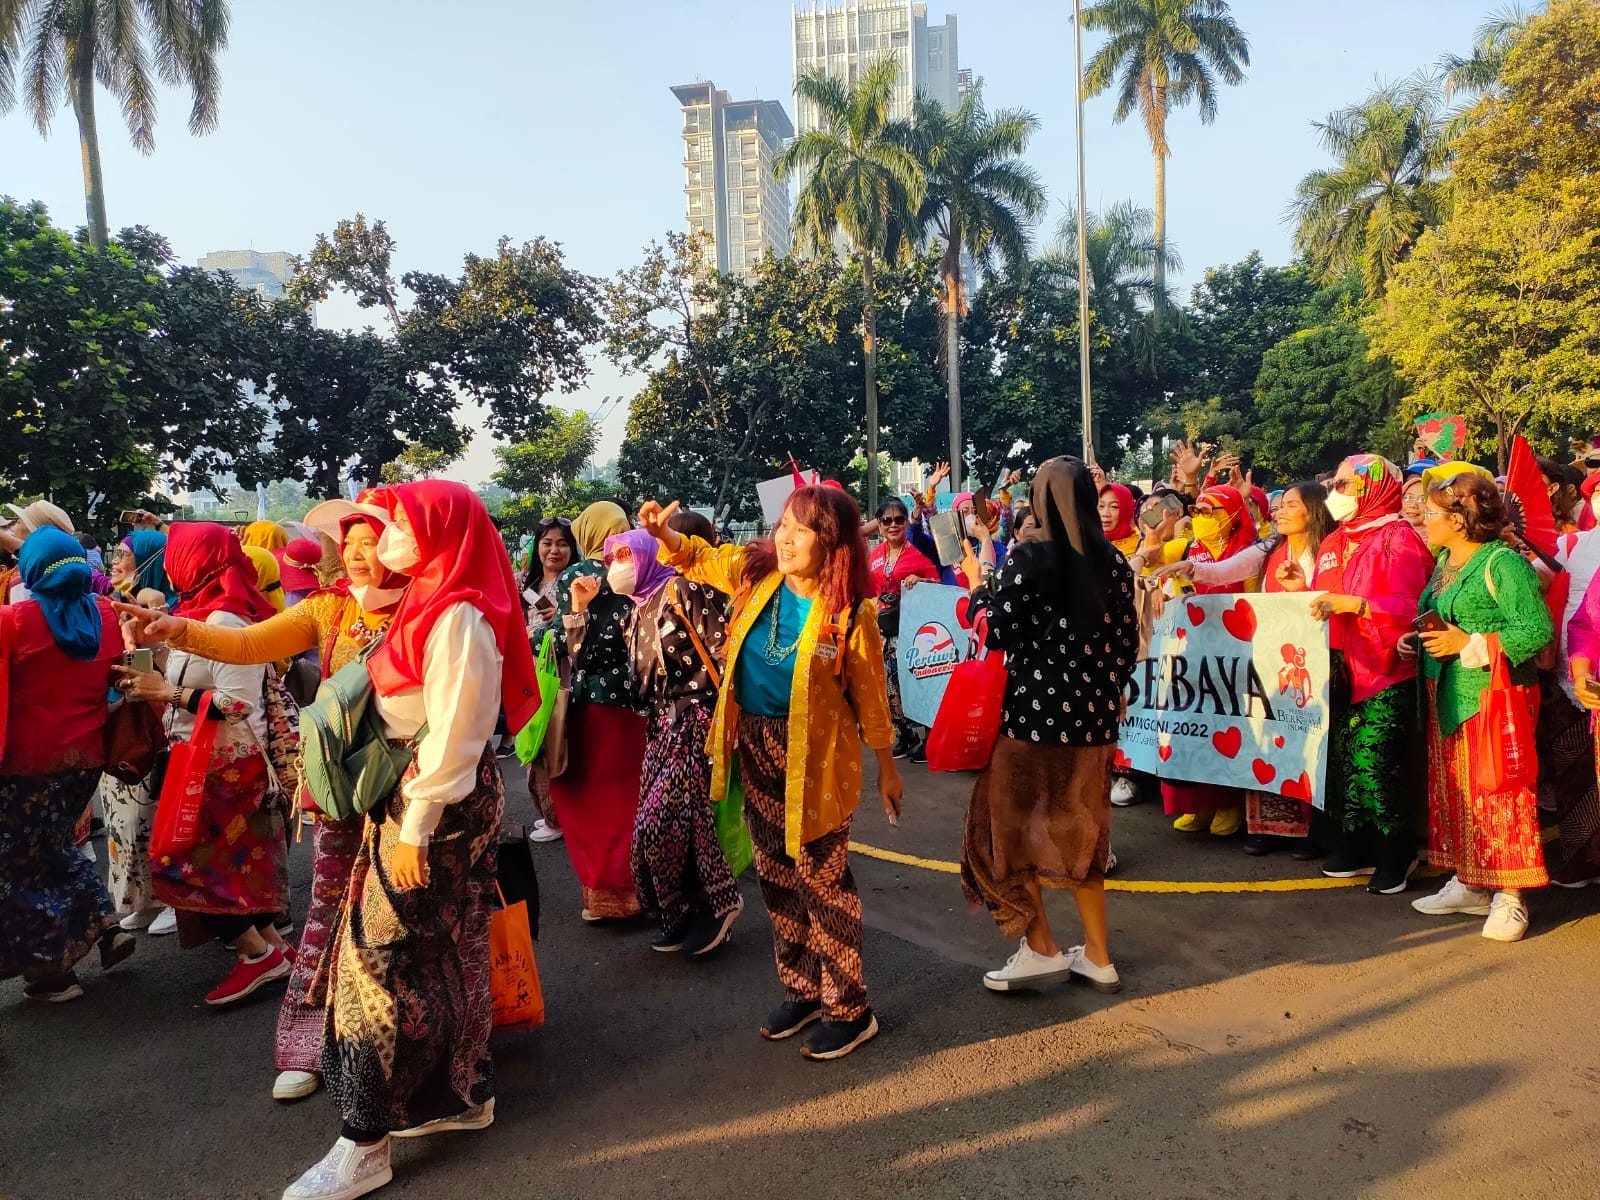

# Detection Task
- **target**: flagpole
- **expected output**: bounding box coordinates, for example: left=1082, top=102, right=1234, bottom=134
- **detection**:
left=1073, top=0, right=1094, bottom=464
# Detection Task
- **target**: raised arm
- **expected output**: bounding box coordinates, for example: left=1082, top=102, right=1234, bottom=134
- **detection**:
left=641, top=500, right=749, bottom=597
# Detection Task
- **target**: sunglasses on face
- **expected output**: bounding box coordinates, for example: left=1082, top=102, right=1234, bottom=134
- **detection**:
left=1329, top=478, right=1356, bottom=492
left=879, top=515, right=907, bottom=527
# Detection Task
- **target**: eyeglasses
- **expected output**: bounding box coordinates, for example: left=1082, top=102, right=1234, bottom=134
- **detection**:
left=1191, top=505, right=1219, bottom=517
left=879, top=515, right=907, bottom=527
left=1329, top=478, right=1355, bottom=492
left=1422, top=508, right=1447, bottom=520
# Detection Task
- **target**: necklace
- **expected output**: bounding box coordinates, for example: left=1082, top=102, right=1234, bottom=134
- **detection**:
left=762, top=588, right=806, bottom=664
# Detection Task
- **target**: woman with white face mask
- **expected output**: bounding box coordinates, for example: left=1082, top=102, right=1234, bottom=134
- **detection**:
left=571, top=528, right=744, bottom=957
left=119, top=495, right=411, bottom=1104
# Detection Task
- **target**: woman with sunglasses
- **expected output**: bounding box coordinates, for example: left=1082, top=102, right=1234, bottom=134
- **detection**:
left=869, top=498, right=939, bottom=760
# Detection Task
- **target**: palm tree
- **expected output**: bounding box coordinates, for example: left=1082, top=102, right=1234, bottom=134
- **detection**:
left=1440, top=3, right=1537, bottom=100
left=0, top=1, right=231, bottom=250
left=777, top=57, right=925, bottom=514
left=1045, top=199, right=1178, bottom=374
left=1288, top=76, right=1452, bottom=299
left=1081, top=0, right=1250, bottom=307
left=910, top=89, right=1046, bottom=491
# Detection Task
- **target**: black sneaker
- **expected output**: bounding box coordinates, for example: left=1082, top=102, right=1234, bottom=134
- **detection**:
left=98, top=928, right=137, bottom=972
left=1242, top=835, right=1275, bottom=857
left=1290, top=838, right=1322, bottom=862
left=760, top=999, right=822, bottom=1040
left=1321, top=853, right=1376, bottom=879
left=909, top=739, right=928, bottom=765
left=801, top=1009, right=879, bottom=1061
left=24, top=972, right=83, bottom=1003
left=1367, top=855, right=1418, bottom=895
left=651, top=922, right=688, bottom=953
left=684, top=897, right=744, bottom=957
left=891, top=733, right=912, bottom=761
left=274, top=918, right=295, bottom=939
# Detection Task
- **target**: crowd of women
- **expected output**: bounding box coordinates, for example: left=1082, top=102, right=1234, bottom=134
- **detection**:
left=2, top=434, right=1599, bottom=1199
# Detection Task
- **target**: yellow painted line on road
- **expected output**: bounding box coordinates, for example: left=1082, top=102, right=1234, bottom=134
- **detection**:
left=848, top=840, right=1371, bottom=893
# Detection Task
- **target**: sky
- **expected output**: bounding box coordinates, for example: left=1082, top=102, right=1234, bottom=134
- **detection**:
left=2, top=0, right=1500, bottom=487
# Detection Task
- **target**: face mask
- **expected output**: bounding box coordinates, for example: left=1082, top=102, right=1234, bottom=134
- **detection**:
left=351, top=583, right=407, bottom=612
left=375, top=524, right=420, bottom=573
left=1190, top=514, right=1230, bottom=549
left=606, top=561, right=637, bottom=596
left=1325, top=490, right=1359, bottom=523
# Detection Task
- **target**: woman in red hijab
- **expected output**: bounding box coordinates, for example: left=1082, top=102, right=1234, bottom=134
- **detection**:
left=280, top=480, right=536, bottom=1200
left=1097, top=483, right=1141, bottom=558
left=112, top=522, right=292, bottom=1007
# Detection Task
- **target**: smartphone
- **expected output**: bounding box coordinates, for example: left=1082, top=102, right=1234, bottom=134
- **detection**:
left=1413, top=611, right=1449, bottom=635
left=131, top=648, right=152, bottom=673
left=118, top=509, right=140, bottom=525
left=1584, top=677, right=1600, bottom=700
left=973, top=487, right=995, bottom=527
left=929, top=510, right=965, bottom=566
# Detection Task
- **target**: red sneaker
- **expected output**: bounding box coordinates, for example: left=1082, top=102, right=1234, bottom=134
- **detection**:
left=205, top=948, right=290, bottom=1007
left=280, top=943, right=298, bottom=966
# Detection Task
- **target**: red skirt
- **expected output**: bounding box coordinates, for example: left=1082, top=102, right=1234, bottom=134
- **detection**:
left=549, top=702, right=646, bottom=918
left=1162, top=780, right=1241, bottom=816
left=1425, top=682, right=1547, bottom=889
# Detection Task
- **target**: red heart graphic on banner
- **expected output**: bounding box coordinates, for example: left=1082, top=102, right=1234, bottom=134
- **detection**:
left=1212, top=727, right=1243, bottom=759
left=1158, top=744, right=1173, bottom=762
left=1251, top=758, right=1276, bottom=785
left=1186, top=602, right=1206, bottom=626
left=1280, top=772, right=1312, bottom=801
left=954, top=595, right=973, bottom=630
left=1222, top=599, right=1258, bottom=642
left=1174, top=627, right=1187, bottom=640
left=1274, top=735, right=1286, bottom=748
left=1113, top=748, right=1131, bottom=770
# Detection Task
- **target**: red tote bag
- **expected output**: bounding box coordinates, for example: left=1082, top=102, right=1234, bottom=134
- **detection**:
left=925, top=654, right=1008, bottom=773
left=150, top=691, right=219, bottom=862
left=1474, top=646, right=1536, bottom=794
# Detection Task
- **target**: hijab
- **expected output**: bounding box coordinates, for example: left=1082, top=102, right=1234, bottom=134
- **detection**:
left=1341, top=455, right=1405, bottom=533
left=1018, top=456, right=1117, bottom=619
left=602, top=529, right=677, bottom=602
left=1098, top=482, right=1137, bottom=541
left=241, top=520, right=288, bottom=551
left=125, top=529, right=177, bottom=607
left=572, top=502, right=630, bottom=561
left=328, top=514, right=408, bottom=614
left=17, top=527, right=103, bottom=659
left=1188, top=486, right=1257, bottom=564
left=365, top=480, right=541, bottom=733
left=1420, top=460, right=1494, bottom=493
left=165, top=522, right=278, bottom=625
left=244, top=545, right=286, bottom=615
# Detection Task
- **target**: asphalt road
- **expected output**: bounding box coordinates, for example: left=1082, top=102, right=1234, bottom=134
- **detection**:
left=3, top=760, right=1597, bottom=1200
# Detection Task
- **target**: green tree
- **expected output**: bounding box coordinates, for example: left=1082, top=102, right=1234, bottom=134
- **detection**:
left=908, top=88, right=1046, bottom=490
left=1440, top=3, right=1537, bottom=100
left=777, top=57, right=927, bottom=514
left=0, top=1, right=230, bottom=251
left=289, top=214, right=405, bottom=330
left=0, top=199, right=264, bottom=520
left=490, top=409, right=601, bottom=534
left=1081, top=0, right=1251, bottom=307
left=1252, top=281, right=1407, bottom=479
left=379, top=441, right=460, bottom=485
left=1369, top=0, right=1600, bottom=472
left=1289, top=77, right=1452, bottom=299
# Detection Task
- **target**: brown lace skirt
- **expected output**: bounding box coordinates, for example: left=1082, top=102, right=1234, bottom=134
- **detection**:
left=961, top=736, right=1113, bottom=938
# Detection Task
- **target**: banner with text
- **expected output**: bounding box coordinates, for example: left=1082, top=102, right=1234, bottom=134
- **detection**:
left=896, top=582, right=991, bottom=728
left=1117, top=592, right=1332, bottom=808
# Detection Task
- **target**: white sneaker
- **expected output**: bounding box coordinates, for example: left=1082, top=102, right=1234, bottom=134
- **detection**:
left=1064, top=944, right=1122, bottom=993
left=282, top=1137, right=392, bottom=1200
left=1411, top=876, right=1492, bottom=917
left=1481, top=893, right=1530, bottom=943
left=273, top=1070, right=320, bottom=1101
left=528, top=819, right=564, bottom=844
left=1110, top=778, right=1138, bottom=807
left=391, top=1098, right=495, bottom=1139
left=983, top=938, right=1072, bottom=992
left=148, top=907, right=178, bottom=936
left=119, top=908, right=159, bottom=932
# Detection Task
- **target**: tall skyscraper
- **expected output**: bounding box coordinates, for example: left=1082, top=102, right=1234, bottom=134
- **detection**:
left=671, top=81, right=794, bottom=278
left=197, top=249, right=296, bottom=301
left=790, top=1, right=961, bottom=134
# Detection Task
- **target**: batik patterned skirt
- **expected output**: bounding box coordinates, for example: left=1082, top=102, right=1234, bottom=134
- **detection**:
left=1330, top=673, right=1418, bottom=836
left=0, top=768, right=118, bottom=981
left=275, top=813, right=364, bottom=1073
left=313, top=746, right=502, bottom=1133
left=1424, top=681, right=1547, bottom=890
left=101, top=772, right=157, bottom=914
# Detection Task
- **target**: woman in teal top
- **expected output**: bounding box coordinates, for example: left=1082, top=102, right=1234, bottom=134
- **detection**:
left=734, top=582, right=814, bottom=716
left=1407, top=472, right=1551, bottom=943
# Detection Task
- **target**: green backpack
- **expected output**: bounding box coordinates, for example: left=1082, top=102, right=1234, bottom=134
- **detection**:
left=298, top=638, right=428, bottom=821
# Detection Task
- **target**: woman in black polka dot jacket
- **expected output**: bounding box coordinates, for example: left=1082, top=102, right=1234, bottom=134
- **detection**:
left=960, top=456, right=1139, bottom=995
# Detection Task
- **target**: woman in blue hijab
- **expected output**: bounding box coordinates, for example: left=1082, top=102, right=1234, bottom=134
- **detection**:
left=0, top=527, right=134, bottom=1002
left=125, top=529, right=178, bottom=608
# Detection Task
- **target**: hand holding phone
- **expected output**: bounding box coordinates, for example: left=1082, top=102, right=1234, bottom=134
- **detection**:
left=1413, top=611, right=1449, bottom=635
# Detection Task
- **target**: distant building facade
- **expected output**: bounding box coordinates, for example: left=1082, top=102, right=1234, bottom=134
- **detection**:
left=671, top=81, right=794, bottom=277
left=790, top=1, right=961, bottom=130
left=197, top=249, right=295, bottom=301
